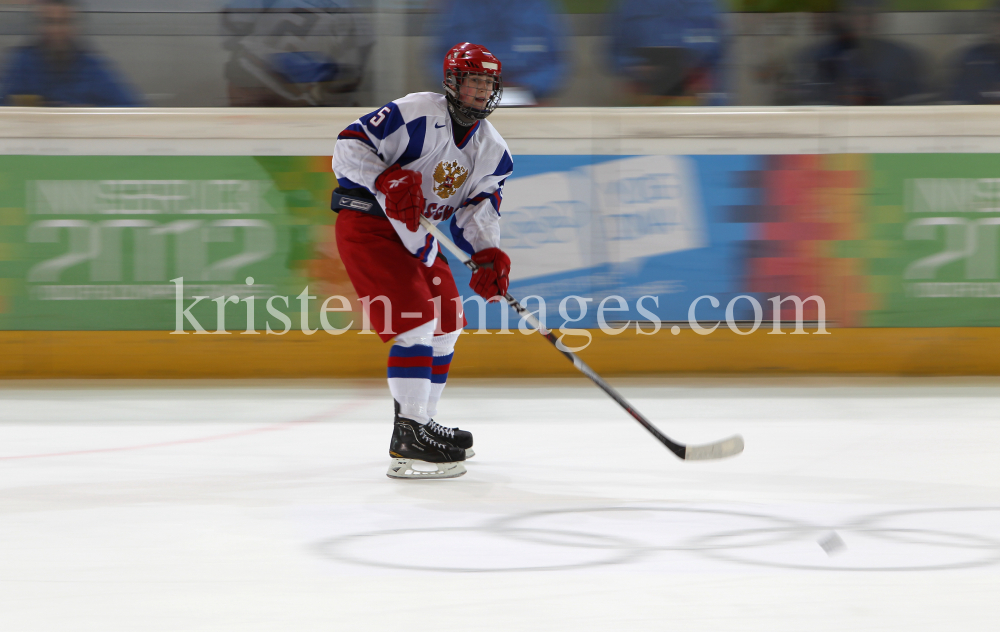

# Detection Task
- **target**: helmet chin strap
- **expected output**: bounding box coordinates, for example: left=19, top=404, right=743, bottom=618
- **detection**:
left=448, top=100, right=478, bottom=127
left=446, top=100, right=478, bottom=127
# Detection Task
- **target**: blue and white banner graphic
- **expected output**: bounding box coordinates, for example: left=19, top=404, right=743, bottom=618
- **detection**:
left=451, top=155, right=759, bottom=329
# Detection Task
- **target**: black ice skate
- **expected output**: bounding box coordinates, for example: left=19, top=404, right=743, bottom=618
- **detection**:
left=387, top=417, right=467, bottom=479
left=424, top=420, right=474, bottom=459
left=394, top=401, right=475, bottom=458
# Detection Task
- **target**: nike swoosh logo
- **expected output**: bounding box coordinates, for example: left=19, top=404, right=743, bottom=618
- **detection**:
left=435, top=123, right=446, bottom=128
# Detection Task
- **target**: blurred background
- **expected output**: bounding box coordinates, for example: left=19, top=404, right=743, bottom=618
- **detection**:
left=5, top=0, right=1000, bottom=109
left=5, top=0, right=1000, bottom=376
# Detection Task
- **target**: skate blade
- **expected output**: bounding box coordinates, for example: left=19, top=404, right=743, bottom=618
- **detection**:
left=465, top=448, right=475, bottom=459
left=386, top=458, right=467, bottom=479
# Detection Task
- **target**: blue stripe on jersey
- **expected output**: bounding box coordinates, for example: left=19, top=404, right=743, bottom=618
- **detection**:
left=415, top=233, right=435, bottom=263
left=337, top=123, right=376, bottom=150
left=492, top=151, right=513, bottom=177
left=388, top=366, right=433, bottom=380
left=456, top=120, right=480, bottom=149
left=363, top=102, right=405, bottom=140
left=396, top=117, right=426, bottom=168
left=462, top=191, right=492, bottom=209
left=337, top=176, right=367, bottom=191
left=489, top=188, right=502, bottom=214
left=449, top=215, right=477, bottom=256
left=461, top=187, right=502, bottom=213
left=462, top=192, right=490, bottom=206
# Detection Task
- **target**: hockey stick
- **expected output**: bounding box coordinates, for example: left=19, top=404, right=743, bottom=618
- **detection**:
left=420, top=216, right=744, bottom=461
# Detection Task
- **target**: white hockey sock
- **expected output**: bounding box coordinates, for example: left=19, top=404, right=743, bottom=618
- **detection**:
left=388, top=319, right=437, bottom=424
left=427, top=329, right=460, bottom=419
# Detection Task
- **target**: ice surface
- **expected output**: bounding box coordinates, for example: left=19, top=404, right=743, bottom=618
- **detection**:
left=2, top=377, right=1000, bottom=631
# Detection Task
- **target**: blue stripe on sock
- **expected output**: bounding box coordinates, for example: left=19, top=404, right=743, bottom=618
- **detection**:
left=387, top=366, right=433, bottom=379
left=430, top=373, right=449, bottom=384
left=389, top=344, right=433, bottom=358
left=432, top=352, right=454, bottom=366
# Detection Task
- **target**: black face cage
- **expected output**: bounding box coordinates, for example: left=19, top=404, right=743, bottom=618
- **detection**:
left=444, top=70, right=503, bottom=122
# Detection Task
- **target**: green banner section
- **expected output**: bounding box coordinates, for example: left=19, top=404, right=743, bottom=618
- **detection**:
left=0, top=156, right=344, bottom=331
left=866, top=154, right=1000, bottom=327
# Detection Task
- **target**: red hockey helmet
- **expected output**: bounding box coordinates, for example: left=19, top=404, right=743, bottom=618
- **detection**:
left=442, top=42, right=503, bottom=125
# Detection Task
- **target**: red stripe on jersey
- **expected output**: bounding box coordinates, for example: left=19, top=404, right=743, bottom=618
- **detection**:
left=458, top=120, right=480, bottom=148
left=338, top=129, right=371, bottom=141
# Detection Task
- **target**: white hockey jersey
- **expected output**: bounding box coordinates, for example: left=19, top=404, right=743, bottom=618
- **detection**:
left=332, top=92, right=514, bottom=266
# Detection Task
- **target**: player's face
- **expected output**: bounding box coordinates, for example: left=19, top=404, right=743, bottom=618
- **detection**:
left=458, top=74, right=495, bottom=110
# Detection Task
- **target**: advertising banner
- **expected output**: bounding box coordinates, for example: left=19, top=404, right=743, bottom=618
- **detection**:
left=3, top=153, right=1000, bottom=331
left=472, top=154, right=756, bottom=329
left=866, top=154, right=1000, bottom=327
left=0, top=156, right=345, bottom=331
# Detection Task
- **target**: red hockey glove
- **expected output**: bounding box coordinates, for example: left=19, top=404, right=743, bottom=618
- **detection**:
left=375, top=164, right=425, bottom=232
left=470, top=247, right=511, bottom=302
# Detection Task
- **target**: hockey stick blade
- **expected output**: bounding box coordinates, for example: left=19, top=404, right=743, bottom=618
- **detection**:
left=683, top=434, right=745, bottom=461
left=418, top=216, right=745, bottom=463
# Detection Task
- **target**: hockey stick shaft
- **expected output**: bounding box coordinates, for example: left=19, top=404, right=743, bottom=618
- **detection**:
left=419, top=217, right=743, bottom=461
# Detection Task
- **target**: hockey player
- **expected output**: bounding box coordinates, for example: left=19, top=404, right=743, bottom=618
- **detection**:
left=331, top=43, right=513, bottom=479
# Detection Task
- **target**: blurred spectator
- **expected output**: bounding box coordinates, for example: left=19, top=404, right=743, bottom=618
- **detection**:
left=221, top=0, right=373, bottom=107
left=791, top=0, right=929, bottom=105
left=426, top=0, right=569, bottom=106
left=0, top=0, right=142, bottom=107
left=948, top=1, right=1000, bottom=104
left=609, top=0, right=727, bottom=106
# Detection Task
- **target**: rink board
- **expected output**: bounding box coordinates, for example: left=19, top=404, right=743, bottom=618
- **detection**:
left=3, top=328, right=1000, bottom=378
left=3, top=108, right=1000, bottom=376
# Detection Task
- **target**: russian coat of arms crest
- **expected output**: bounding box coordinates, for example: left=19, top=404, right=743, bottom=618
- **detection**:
left=432, top=160, right=469, bottom=199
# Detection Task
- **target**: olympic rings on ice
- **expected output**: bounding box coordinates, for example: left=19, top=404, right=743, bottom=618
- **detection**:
left=315, top=505, right=1000, bottom=573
